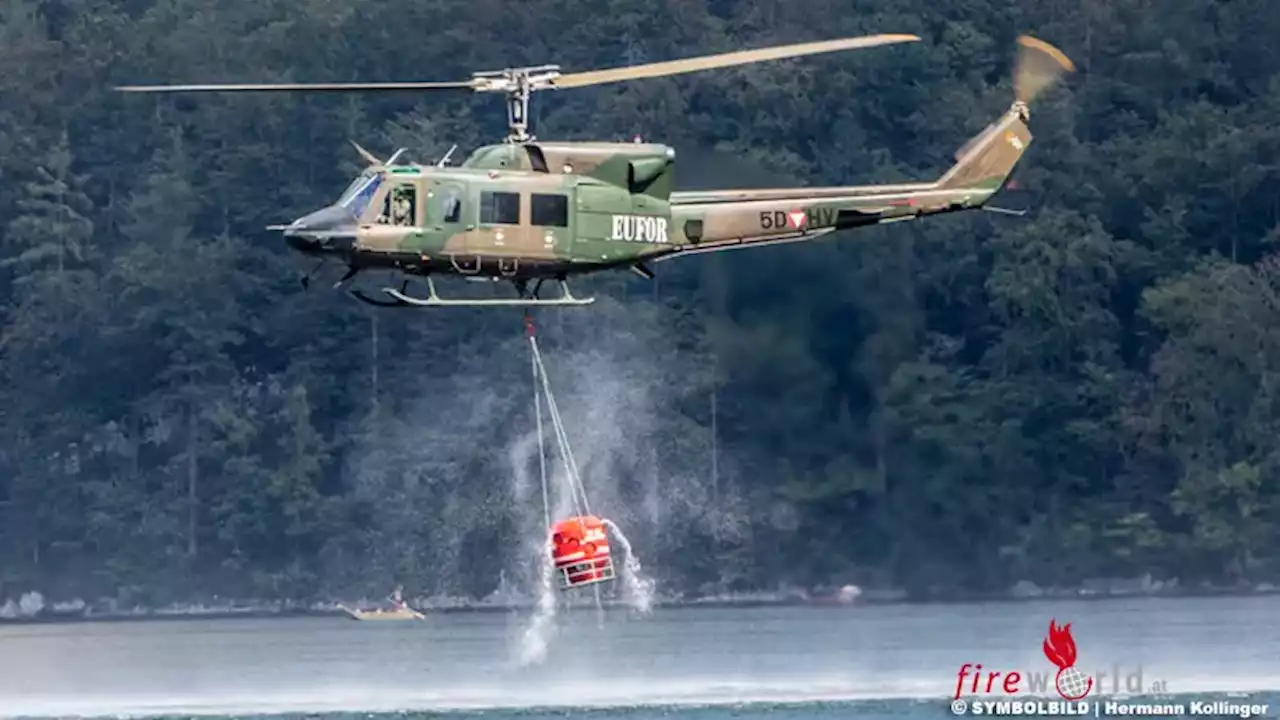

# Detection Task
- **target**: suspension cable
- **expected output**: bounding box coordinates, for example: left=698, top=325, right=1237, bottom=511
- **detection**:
left=533, top=345, right=592, bottom=517
left=526, top=315, right=592, bottom=518
left=528, top=317, right=550, bottom=532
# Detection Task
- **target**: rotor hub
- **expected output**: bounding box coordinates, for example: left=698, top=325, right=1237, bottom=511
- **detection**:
left=471, top=65, right=562, bottom=93
left=471, top=66, right=564, bottom=143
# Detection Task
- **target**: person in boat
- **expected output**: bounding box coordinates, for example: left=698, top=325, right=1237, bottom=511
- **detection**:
left=387, top=585, right=406, bottom=611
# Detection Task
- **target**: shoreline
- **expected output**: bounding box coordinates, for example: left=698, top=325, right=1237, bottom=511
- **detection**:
left=2, top=582, right=1276, bottom=626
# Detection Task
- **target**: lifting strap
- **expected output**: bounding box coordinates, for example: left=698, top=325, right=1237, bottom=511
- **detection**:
left=530, top=318, right=551, bottom=531
left=526, top=315, right=592, bottom=522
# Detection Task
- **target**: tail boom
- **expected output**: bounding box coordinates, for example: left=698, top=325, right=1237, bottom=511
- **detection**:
left=654, top=103, right=1032, bottom=260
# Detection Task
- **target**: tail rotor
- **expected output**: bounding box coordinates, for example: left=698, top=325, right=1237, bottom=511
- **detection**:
left=936, top=35, right=1073, bottom=195
left=1013, top=35, right=1075, bottom=108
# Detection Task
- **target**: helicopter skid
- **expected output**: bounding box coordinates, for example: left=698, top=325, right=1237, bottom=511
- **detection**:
left=352, top=277, right=595, bottom=308
left=348, top=289, right=410, bottom=307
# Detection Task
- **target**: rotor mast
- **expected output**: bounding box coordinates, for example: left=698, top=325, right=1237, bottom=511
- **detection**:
left=471, top=65, right=561, bottom=143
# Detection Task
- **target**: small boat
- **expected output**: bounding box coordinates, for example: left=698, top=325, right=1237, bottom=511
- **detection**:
left=340, top=604, right=426, bottom=621
left=809, top=584, right=863, bottom=607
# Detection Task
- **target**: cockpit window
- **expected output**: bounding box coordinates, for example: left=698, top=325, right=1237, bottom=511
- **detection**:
left=341, top=173, right=382, bottom=219
left=378, top=184, right=418, bottom=227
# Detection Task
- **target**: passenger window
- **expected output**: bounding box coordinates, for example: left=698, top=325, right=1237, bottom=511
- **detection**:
left=381, top=184, right=417, bottom=227
left=441, top=188, right=461, bottom=223
left=531, top=193, right=568, bottom=227
left=480, top=191, right=520, bottom=225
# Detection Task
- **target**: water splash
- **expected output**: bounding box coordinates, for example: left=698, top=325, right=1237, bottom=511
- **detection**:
left=594, top=583, right=605, bottom=629
left=507, top=430, right=539, bottom=507
left=512, top=444, right=592, bottom=665
left=603, top=517, right=656, bottom=614
left=517, top=536, right=557, bottom=666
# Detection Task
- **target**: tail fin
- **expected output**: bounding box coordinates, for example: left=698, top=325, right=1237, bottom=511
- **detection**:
left=936, top=35, right=1074, bottom=193
left=936, top=106, right=1031, bottom=192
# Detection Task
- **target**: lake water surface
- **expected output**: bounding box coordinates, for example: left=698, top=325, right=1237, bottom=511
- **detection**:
left=1, top=595, right=1276, bottom=718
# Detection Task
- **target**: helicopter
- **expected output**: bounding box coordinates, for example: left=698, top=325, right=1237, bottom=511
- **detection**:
left=116, top=33, right=1074, bottom=308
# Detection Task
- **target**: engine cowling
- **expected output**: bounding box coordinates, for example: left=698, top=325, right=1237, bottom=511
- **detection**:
left=461, top=141, right=677, bottom=199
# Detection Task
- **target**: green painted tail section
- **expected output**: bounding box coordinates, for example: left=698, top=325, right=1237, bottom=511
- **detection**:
left=936, top=104, right=1032, bottom=194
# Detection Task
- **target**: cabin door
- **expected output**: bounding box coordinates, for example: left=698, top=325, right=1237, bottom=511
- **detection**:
left=528, top=189, right=573, bottom=268
left=428, top=182, right=464, bottom=229
left=472, top=187, right=537, bottom=264
left=421, top=180, right=464, bottom=260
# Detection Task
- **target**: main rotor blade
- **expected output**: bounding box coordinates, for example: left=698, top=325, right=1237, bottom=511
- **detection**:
left=116, top=80, right=477, bottom=93
left=350, top=140, right=382, bottom=166
left=548, top=33, right=920, bottom=89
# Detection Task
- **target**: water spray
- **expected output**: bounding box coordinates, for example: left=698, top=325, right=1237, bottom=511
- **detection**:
left=516, top=313, right=657, bottom=662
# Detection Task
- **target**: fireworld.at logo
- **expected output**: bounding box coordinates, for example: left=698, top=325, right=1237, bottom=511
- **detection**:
left=953, top=618, right=1167, bottom=701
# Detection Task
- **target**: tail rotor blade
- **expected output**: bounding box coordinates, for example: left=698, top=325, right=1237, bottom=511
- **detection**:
left=1013, top=35, right=1075, bottom=105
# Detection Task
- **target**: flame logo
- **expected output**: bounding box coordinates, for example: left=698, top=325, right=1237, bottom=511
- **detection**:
left=1042, top=619, right=1077, bottom=669
left=1043, top=619, right=1094, bottom=701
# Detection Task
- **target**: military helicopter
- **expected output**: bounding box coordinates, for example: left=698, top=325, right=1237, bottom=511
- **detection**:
left=117, top=33, right=1073, bottom=308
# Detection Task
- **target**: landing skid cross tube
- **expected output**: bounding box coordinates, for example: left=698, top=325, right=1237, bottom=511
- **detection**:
left=351, top=276, right=595, bottom=308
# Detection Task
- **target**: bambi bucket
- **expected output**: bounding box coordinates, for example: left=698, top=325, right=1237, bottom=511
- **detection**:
left=549, top=515, right=616, bottom=590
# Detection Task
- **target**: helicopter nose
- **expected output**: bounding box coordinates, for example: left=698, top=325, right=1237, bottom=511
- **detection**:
left=281, top=204, right=357, bottom=254
left=284, top=231, right=320, bottom=253
left=285, top=231, right=355, bottom=256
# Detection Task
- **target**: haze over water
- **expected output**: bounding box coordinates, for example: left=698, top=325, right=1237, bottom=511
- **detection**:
left=0, top=596, right=1276, bottom=718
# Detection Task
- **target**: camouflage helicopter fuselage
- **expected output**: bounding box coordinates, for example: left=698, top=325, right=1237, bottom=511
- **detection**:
left=284, top=99, right=1035, bottom=306
left=118, top=32, right=1073, bottom=307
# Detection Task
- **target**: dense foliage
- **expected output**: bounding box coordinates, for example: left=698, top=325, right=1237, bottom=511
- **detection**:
left=1, top=0, right=1278, bottom=606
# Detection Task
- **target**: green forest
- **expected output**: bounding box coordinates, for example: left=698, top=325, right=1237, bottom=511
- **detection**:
left=1, top=0, right=1278, bottom=610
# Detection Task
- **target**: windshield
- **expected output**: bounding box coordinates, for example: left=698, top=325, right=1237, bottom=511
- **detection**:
left=336, top=167, right=381, bottom=204
left=340, top=173, right=383, bottom=219
left=336, top=174, right=368, bottom=205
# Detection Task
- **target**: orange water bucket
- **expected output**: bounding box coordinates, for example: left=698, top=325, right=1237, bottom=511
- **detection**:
left=549, top=515, right=615, bottom=590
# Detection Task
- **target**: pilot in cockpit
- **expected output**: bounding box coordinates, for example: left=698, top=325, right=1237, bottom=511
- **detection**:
left=376, top=187, right=415, bottom=226
left=391, top=189, right=413, bottom=226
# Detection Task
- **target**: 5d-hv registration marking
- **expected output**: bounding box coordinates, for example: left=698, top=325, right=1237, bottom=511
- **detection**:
left=758, top=208, right=839, bottom=230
